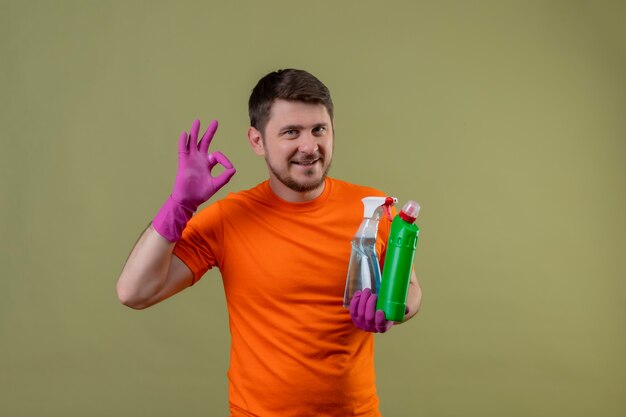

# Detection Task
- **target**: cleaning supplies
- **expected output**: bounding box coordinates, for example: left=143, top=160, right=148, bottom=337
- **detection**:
left=377, top=200, right=420, bottom=321
left=343, top=197, right=397, bottom=308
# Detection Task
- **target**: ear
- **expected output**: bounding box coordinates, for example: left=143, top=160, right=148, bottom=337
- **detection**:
left=247, top=127, right=265, bottom=156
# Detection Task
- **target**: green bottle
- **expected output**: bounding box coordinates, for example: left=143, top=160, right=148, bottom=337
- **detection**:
left=377, top=201, right=420, bottom=322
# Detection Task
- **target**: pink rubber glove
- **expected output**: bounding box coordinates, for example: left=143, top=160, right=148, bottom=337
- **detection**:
left=152, top=119, right=236, bottom=242
left=349, top=288, right=402, bottom=333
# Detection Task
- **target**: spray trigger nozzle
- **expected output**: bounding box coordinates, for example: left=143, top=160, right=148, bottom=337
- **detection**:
left=382, top=197, right=397, bottom=221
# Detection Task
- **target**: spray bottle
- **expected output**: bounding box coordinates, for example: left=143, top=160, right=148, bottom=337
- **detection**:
left=377, top=200, right=421, bottom=321
left=343, top=196, right=397, bottom=308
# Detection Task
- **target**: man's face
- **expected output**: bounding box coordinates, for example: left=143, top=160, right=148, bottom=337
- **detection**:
left=257, top=99, right=334, bottom=195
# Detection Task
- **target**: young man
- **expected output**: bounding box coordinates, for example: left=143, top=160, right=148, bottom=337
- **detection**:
left=117, top=69, right=422, bottom=416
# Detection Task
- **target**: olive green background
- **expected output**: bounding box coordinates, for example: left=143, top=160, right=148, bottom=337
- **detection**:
left=1, top=0, right=625, bottom=416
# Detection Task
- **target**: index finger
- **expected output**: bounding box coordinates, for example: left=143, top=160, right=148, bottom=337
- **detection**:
left=199, top=120, right=219, bottom=154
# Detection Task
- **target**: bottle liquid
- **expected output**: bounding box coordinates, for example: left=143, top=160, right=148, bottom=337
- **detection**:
left=377, top=200, right=421, bottom=321
left=343, top=196, right=397, bottom=309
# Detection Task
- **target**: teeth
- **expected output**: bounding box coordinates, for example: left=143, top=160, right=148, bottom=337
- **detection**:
left=294, top=160, right=317, bottom=166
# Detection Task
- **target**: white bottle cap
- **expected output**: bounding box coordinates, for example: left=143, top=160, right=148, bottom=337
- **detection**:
left=399, top=200, right=421, bottom=223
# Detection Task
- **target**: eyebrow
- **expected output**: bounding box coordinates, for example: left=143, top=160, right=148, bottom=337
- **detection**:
left=280, top=123, right=328, bottom=131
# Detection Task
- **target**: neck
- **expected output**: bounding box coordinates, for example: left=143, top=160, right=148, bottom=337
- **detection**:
left=268, top=176, right=326, bottom=203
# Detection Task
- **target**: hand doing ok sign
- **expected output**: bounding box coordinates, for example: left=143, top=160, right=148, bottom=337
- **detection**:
left=172, top=119, right=236, bottom=211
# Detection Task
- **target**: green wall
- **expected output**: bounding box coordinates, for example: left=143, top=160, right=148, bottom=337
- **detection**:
left=1, top=1, right=625, bottom=416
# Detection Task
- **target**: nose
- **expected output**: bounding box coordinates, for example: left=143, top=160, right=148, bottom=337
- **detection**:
left=298, top=132, right=318, bottom=154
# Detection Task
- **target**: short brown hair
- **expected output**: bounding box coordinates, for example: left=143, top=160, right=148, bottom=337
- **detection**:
left=248, top=69, right=334, bottom=134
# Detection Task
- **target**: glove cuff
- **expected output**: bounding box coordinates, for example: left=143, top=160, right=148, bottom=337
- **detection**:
left=152, top=196, right=196, bottom=242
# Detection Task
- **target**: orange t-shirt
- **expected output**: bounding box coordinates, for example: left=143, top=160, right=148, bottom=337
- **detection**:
left=173, top=177, right=392, bottom=417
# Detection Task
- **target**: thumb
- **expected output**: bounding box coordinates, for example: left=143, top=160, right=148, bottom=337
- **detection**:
left=375, top=310, right=393, bottom=333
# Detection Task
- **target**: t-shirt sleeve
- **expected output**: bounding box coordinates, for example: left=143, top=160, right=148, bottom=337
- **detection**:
left=172, top=201, right=224, bottom=285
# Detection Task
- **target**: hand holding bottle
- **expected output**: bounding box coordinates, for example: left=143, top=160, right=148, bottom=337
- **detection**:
left=153, top=119, right=236, bottom=242
left=349, top=288, right=396, bottom=333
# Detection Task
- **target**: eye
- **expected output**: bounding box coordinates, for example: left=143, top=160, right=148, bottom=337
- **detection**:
left=282, top=129, right=298, bottom=137
left=312, top=126, right=327, bottom=136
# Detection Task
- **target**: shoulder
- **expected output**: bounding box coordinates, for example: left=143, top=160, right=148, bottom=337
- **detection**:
left=204, top=181, right=271, bottom=215
left=188, top=182, right=272, bottom=234
left=327, top=177, right=387, bottom=198
left=224, top=181, right=265, bottom=199
left=326, top=178, right=390, bottom=217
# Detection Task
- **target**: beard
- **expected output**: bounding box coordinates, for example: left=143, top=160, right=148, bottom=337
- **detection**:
left=266, top=154, right=332, bottom=193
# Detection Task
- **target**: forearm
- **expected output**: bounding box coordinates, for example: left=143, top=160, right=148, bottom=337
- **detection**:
left=116, top=225, right=177, bottom=309
left=403, top=280, right=422, bottom=321
left=397, top=271, right=422, bottom=324
left=115, top=119, right=234, bottom=310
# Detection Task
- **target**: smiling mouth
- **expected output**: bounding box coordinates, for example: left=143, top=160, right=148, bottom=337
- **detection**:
left=291, top=159, right=320, bottom=166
